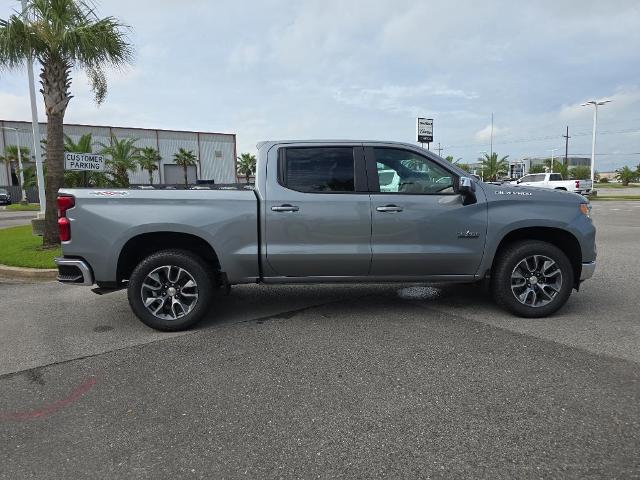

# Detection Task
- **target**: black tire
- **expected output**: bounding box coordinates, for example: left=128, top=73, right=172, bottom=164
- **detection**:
left=127, top=249, right=214, bottom=331
left=491, top=240, right=574, bottom=318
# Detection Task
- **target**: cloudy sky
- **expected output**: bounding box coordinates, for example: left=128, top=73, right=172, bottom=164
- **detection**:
left=1, top=0, right=639, bottom=171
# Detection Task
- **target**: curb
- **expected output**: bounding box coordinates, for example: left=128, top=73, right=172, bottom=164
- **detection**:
left=0, top=264, right=57, bottom=280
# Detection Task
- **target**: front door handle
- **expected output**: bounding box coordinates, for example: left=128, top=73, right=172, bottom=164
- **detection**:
left=376, top=204, right=403, bottom=212
left=271, top=204, right=299, bottom=212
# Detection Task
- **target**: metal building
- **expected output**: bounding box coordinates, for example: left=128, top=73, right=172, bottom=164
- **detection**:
left=0, top=119, right=237, bottom=186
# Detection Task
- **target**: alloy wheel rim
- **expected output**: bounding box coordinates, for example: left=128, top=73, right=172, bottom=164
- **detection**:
left=510, top=255, right=563, bottom=308
left=140, top=265, right=199, bottom=320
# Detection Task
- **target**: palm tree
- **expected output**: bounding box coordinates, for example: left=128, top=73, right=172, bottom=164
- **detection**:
left=0, top=145, right=31, bottom=184
left=0, top=0, right=133, bottom=246
left=615, top=166, right=638, bottom=186
left=138, top=147, right=161, bottom=185
left=173, top=148, right=197, bottom=187
left=543, top=158, right=569, bottom=178
left=64, top=133, right=93, bottom=153
left=479, top=152, right=509, bottom=181
left=100, top=135, right=140, bottom=187
left=236, top=152, right=256, bottom=183
left=569, top=166, right=591, bottom=180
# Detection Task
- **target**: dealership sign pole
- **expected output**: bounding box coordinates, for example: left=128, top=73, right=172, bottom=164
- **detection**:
left=416, top=117, right=433, bottom=150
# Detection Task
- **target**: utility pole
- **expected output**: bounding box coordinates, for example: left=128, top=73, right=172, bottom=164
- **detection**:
left=21, top=0, right=46, bottom=214
left=435, top=142, right=443, bottom=157
left=562, top=126, right=570, bottom=169
left=490, top=112, right=494, bottom=159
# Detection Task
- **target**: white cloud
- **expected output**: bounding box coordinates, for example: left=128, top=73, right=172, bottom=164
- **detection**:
left=0, top=92, right=41, bottom=122
left=474, top=124, right=508, bottom=142
left=331, top=83, right=477, bottom=116
left=1, top=0, right=639, bottom=171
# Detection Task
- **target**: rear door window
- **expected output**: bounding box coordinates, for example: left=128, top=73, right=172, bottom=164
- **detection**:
left=281, top=147, right=355, bottom=193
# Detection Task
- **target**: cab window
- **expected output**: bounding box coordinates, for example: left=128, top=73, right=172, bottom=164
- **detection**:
left=282, top=147, right=355, bottom=193
left=373, top=148, right=454, bottom=194
left=521, top=174, right=544, bottom=182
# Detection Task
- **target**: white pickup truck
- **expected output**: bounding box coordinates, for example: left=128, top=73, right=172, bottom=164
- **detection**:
left=511, top=173, right=592, bottom=195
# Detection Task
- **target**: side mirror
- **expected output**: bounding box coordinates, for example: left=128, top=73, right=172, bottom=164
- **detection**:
left=458, top=176, right=477, bottom=205
left=459, top=176, right=476, bottom=194
left=517, top=180, right=521, bottom=184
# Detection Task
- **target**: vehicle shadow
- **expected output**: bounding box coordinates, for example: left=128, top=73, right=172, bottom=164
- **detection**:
left=196, top=282, right=495, bottom=330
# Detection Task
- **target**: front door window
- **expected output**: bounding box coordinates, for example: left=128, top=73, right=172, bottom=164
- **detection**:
left=374, top=148, right=454, bottom=194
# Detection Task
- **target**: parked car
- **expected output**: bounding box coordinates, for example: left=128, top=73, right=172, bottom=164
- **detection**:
left=511, top=173, right=593, bottom=195
left=0, top=188, right=11, bottom=205
left=55, top=140, right=596, bottom=331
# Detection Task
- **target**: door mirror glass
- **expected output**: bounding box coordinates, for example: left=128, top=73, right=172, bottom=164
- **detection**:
left=458, top=176, right=475, bottom=194
left=458, top=176, right=477, bottom=205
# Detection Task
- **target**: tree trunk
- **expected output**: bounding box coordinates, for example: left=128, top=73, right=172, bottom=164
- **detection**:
left=183, top=166, right=188, bottom=187
left=42, top=112, right=65, bottom=246
left=148, top=170, right=153, bottom=185
left=40, top=58, right=72, bottom=247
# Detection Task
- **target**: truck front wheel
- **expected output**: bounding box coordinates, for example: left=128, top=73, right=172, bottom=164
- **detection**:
left=491, top=240, right=574, bottom=317
left=127, top=249, right=214, bottom=331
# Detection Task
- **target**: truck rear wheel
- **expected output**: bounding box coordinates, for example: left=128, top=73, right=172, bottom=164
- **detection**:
left=491, top=240, right=574, bottom=318
left=127, top=249, right=214, bottom=331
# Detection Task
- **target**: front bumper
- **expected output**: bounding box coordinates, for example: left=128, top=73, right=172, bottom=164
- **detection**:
left=580, top=261, right=596, bottom=281
left=54, top=258, right=94, bottom=286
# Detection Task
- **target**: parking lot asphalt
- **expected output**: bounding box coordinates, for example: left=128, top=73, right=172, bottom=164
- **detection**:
left=1, top=201, right=639, bottom=478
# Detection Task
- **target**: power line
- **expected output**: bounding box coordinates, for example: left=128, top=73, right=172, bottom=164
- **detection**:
left=443, top=127, right=640, bottom=151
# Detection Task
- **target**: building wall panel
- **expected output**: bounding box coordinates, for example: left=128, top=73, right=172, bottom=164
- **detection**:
left=0, top=120, right=235, bottom=187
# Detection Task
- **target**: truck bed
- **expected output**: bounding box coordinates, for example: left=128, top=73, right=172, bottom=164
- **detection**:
left=59, top=188, right=260, bottom=284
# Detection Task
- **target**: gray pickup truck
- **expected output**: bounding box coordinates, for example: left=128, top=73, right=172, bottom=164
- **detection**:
left=55, top=140, right=596, bottom=331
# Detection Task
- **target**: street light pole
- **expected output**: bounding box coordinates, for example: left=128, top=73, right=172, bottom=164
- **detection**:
left=21, top=0, right=46, bottom=214
left=549, top=148, right=557, bottom=174
left=1, top=127, right=27, bottom=203
left=581, top=100, right=612, bottom=184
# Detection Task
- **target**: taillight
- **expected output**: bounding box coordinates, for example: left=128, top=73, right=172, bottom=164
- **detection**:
left=575, top=180, right=580, bottom=188
left=57, top=195, right=75, bottom=241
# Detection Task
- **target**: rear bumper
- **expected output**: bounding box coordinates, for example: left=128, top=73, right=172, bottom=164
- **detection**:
left=580, top=261, right=596, bottom=281
left=54, top=257, right=94, bottom=286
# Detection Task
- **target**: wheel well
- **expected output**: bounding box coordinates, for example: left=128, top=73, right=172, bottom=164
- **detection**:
left=117, top=232, right=221, bottom=283
left=492, top=227, right=582, bottom=284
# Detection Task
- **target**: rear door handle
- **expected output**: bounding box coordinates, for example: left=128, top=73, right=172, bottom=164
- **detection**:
left=271, top=204, right=299, bottom=212
left=376, top=205, right=403, bottom=212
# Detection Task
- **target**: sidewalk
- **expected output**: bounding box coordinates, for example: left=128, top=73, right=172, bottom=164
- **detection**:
left=0, top=209, right=37, bottom=228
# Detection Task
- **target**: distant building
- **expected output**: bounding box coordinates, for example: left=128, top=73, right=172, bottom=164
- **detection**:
left=0, top=119, right=237, bottom=186
left=598, top=171, right=617, bottom=181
